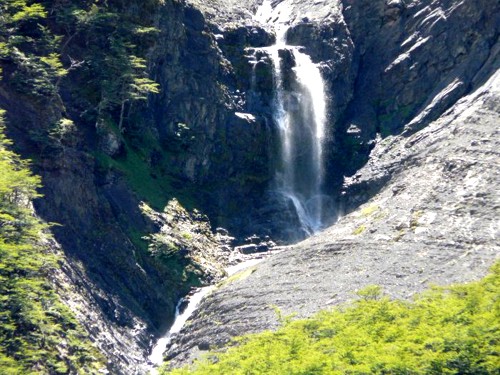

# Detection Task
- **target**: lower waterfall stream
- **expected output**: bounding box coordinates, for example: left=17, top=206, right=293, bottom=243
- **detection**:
left=147, top=257, right=267, bottom=371
left=148, top=286, right=214, bottom=367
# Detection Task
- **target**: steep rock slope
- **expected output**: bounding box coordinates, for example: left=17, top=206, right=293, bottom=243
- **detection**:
left=339, top=0, right=499, bottom=168
left=166, top=64, right=500, bottom=369
left=164, top=0, right=500, bottom=366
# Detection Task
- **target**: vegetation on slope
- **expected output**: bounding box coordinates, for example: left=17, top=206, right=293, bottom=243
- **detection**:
left=1, top=0, right=196, bottom=211
left=0, top=0, right=159, bottom=125
left=164, top=264, right=499, bottom=374
left=0, top=110, right=105, bottom=374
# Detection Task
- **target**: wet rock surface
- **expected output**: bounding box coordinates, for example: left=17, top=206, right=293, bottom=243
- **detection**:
left=166, top=71, right=500, bottom=367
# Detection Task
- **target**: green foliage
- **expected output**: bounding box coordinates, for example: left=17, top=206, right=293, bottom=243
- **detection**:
left=10, top=1, right=47, bottom=22
left=58, top=0, right=162, bottom=130
left=0, top=110, right=105, bottom=374
left=94, top=145, right=173, bottom=210
left=0, top=0, right=161, bottom=130
left=0, top=0, right=65, bottom=96
left=40, top=52, right=67, bottom=77
left=164, top=263, right=500, bottom=374
left=356, top=285, right=383, bottom=301
left=49, top=117, right=76, bottom=145
left=93, top=124, right=198, bottom=211
left=94, top=33, right=160, bottom=130
left=0, top=111, right=43, bottom=242
left=352, top=225, right=366, bottom=235
left=360, top=204, right=379, bottom=217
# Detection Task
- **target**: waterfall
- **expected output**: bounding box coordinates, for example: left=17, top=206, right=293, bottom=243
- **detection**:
left=148, top=286, right=214, bottom=371
left=256, top=1, right=328, bottom=235
left=147, top=257, right=267, bottom=371
left=146, top=4, right=331, bottom=370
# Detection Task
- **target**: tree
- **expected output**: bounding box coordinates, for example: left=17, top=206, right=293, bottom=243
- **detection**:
left=0, top=0, right=67, bottom=96
left=0, top=109, right=106, bottom=373
left=97, top=36, right=159, bottom=132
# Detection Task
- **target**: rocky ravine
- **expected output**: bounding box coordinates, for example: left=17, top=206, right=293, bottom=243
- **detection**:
left=0, top=0, right=497, bottom=372
left=166, top=68, right=500, bottom=367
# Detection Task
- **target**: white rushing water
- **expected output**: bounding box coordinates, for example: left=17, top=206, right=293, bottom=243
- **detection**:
left=148, top=258, right=266, bottom=370
left=148, top=2, right=330, bottom=370
left=256, top=0, right=328, bottom=235
left=148, top=285, right=214, bottom=373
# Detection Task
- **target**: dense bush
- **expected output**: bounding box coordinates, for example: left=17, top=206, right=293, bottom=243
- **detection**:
left=165, top=264, right=499, bottom=374
left=0, top=110, right=105, bottom=374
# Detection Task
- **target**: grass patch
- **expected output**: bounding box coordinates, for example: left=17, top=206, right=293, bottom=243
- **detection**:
left=94, top=145, right=170, bottom=210
left=360, top=204, right=379, bottom=217
left=218, top=267, right=257, bottom=288
left=352, top=225, right=367, bottom=235
left=410, top=210, right=424, bottom=230
left=94, top=138, right=199, bottom=212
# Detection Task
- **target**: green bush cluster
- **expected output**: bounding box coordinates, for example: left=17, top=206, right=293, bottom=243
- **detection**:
left=165, top=263, right=499, bottom=374
left=0, top=110, right=105, bottom=374
left=0, top=0, right=160, bottom=130
left=0, top=0, right=61, bottom=96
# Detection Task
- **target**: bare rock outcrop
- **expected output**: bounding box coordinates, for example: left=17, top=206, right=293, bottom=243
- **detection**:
left=166, top=51, right=500, bottom=370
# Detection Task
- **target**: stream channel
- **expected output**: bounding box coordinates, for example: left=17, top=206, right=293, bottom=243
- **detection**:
left=147, top=257, right=268, bottom=371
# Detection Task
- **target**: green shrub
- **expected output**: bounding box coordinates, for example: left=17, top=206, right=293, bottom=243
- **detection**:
left=164, top=263, right=500, bottom=374
left=0, top=110, right=105, bottom=374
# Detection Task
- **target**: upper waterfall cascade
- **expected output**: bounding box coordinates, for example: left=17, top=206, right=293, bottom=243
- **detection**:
left=254, top=0, right=329, bottom=236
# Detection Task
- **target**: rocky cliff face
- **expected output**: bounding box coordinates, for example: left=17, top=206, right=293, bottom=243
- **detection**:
left=162, top=0, right=500, bottom=367
left=177, top=0, right=499, bottom=240
left=147, top=0, right=279, bottom=238
left=166, top=64, right=500, bottom=370
left=0, top=80, right=162, bottom=374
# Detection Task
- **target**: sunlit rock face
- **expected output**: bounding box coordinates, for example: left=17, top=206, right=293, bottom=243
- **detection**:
left=166, top=60, right=500, bottom=373
left=162, top=0, right=500, bottom=368
left=172, top=0, right=498, bottom=243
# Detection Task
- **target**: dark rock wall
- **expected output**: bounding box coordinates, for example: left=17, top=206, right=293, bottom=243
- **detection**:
left=341, top=0, right=499, bottom=139
left=337, top=0, right=499, bottom=207
left=148, top=2, right=278, bottom=237
left=270, top=0, right=499, bottom=197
